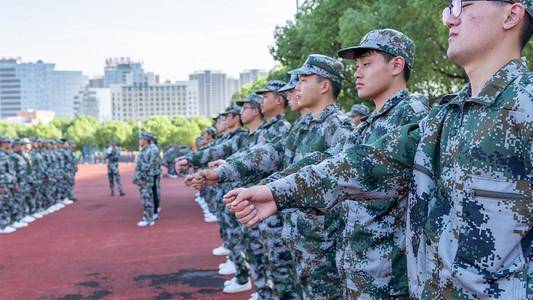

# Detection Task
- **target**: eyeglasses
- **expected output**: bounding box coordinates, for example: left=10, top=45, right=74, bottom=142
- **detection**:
left=442, top=0, right=515, bottom=25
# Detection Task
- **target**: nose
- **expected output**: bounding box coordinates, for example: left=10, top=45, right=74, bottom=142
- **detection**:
left=445, top=13, right=460, bottom=29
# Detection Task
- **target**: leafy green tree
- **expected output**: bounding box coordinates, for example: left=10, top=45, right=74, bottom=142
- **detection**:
left=65, top=116, right=99, bottom=146
left=142, top=116, right=173, bottom=146
left=29, top=123, right=63, bottom=139
left=96, top=120, right=133, bottom=147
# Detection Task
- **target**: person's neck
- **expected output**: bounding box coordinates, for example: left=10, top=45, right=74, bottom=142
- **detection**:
left=226, top=124, right=241, bottom=133
left=464, top=44, right=521, bottom=96
left=372, top=81, right=407, bottom=111
left=264, top=107, right=285, bottom=120
left=308, top=96, right=336, bottom=118
left=247, top=117, right=262, bottom=133
left=298, top=107, right=310, bottom=117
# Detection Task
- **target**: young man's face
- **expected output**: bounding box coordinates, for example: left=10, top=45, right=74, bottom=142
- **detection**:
left=351, top=114, right=363, bottom=125
left=260, top=92, right=280, bottom=114
left=139, top=138, right=149, bottom=148
left=224, top=114, right=240, bottom=128
left=445, top=1, right=509, bottom=66
left=215, top=118, right=226, bottom=132
left=240, top=103, right=259, bottom=124
left=296, top=74, right=323, bottom=108
left=355, top=52, right=395, bottom=100
left=287, top=89, right=300, bottom=112
left=12, top=144, right=22, bottom=152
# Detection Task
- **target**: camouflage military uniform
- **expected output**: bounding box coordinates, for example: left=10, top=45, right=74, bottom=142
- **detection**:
left=9, top=149, right=28, bottom=223
left=266, top=58, right=532, bottom=299
left=0, top=143, right=14, bottom=229
left=105, top=146, right=124, bottom=195
left=66, top=143, right=78, bottom=201
left=134, top=142, right=161, bottom=221
left=28, top=145, right=44, bottom=213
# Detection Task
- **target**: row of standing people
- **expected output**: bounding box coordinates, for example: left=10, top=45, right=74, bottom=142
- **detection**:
left=181, top=4, right=532, bottom=298
left=0, top=137, right=78, bottom=234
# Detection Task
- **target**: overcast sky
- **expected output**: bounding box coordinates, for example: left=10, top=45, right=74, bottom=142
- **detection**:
left=0, top=0, right=297, bottom=81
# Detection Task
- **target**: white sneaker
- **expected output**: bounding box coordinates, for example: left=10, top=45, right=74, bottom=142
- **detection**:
left=32, top=212, right=43, bottom=219
left=55, top=203, right=65, bottom=209
left=157, top=207, right=161, bottom=213
left=46, top=207, right=56, bottom=214
left=223, top=279, right=252, bottom=293
left=218, top=261, right=237, bottom=275
left=224, top=277, right=237, bottom=287
left=204, top=215, right=218, bottom=223
left=152, top=213, right=159, bottom=221
left=213, top=245, right=230, bottom=256
left=12, top=221, right=28, bottom=229
left=137, top=219, right=155, bottom=227
left=0, top=226, right=16, bottom=234
left=248, top=293, right=259, bottom=300
left=219, top=259, right=230, bottom=269
left=22, top=216, right=36, bottom=223
left=63, top=199, right=74, bottom=205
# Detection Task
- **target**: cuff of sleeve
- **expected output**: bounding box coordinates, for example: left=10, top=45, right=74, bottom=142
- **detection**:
left=266, top=175, right=297, bottom=210
left=215, top=163, right=238, bottom=183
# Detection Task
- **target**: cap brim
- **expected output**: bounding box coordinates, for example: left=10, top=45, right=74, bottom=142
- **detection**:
left=278, top=83, right=296, bottom=92
left=288, top=68, right=313, bottom=76
left=338, top=46, right=381, bottom=60
left=254, top=88, right=271, bottom=95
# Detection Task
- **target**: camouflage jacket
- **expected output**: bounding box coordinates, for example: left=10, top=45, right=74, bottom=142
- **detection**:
left=0, top=149, right=14, bottom=188
left=216, top=104, right=352, bottom=185
left=105, top=147, right=121, bottom=165
left=134, top=143, right=161, bottom=183
left=187, top=127, right=249, bottom=167
left=266, top=59, right=532, bottom=299
left=9, top=151, right=28, bottom=186
left=28, top=150, right=44, bottom=183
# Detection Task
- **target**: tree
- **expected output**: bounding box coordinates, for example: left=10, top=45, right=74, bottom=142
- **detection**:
left=29, top=123, right=63, bottom=139
left=65, top=116, right=99, bottom=146
left=142, top=116, right=173, bottom=146
left=96, top=120, right=133, bottom=147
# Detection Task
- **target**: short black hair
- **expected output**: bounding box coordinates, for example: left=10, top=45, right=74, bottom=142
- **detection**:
left=520, top=13, right=532, bottom=49
left=358, top=49, right=411, bottom=82
left=273, top=91, right=288, bottom=108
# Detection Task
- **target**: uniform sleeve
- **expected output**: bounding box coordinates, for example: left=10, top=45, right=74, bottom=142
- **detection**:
left=215, top=140, right=284, bottom=185
left=267, top=123, right=421, bottom=211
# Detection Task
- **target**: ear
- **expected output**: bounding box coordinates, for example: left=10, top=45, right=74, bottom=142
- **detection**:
left=503, top=3, right=526, bottom=31
left=320, top=78, right=331, bottom=95
left=390, top=56, right=406, bottom=77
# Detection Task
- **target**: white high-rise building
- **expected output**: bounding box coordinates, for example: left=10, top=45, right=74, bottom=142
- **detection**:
left=79, top=88, right=112, bottom=122
left=226, top=77, right=240, bottom=101
left=189, top=70, right=230, bottom=117
left=0, top=58, right=88, bottom=119
left=239, top=69, right=267, bottom=88
left=103, top=57, right=158, bottom=87
left=111, top=81, right=199, bottom=121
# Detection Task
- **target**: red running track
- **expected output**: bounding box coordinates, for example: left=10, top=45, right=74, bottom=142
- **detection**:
left=0, top=164, right=248, bottom=300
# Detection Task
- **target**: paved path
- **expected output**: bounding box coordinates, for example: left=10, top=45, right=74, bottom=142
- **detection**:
left=0, top=164, right=248, bottom=300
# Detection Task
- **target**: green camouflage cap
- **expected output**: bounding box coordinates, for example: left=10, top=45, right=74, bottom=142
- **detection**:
left=347, top=104, right=370, bottom=117
left=220, top=104, right=242, bottom=116
left=255, top=80, right=287, bottom=94
left=110, top=139, right=117, bottom=146
left=0, top=136, right=11, bottom=143
left=289, top=54, right=344, bottom=88
left=338, top=28, right=416, bottom=69
left=20, top=138, right=31, bottom=144
left=211, top=113, right=221, bottom=121
left=205, top=127, right=217, bottom=137
left=279, top=73, right=299, bottom=93
left=139, top=131, right=156, bottom=141
left=236, top=93, right=262, bottom=108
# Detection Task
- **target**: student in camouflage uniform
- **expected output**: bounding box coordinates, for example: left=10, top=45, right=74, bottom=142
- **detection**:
left=229, top=2, right=532, bottom=299
left=0, top=136, right=16, bottom=233
left=9, top=139, right=30, bottom=229
left=134, top=131, right=161, bottom=227
left=105, top=140, right=125, bottom=197
left=66, top=140, right=78, bottom=202
left=28, top=138, right=44, bottom=218
left=162, top=144, right=179, bottom=178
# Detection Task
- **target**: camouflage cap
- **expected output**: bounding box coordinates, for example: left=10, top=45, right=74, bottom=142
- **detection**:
left=347, top=104, right=370, bottom=117
left=68, top=140, right=76, bottom=145
left=236, top=93, right=262, bottom=108
left=139, top=131, right=156, bottom=141
left=0, top=136, right=12, bottom=143
left=20, top=138, right=31, bottom=144
left=289, top=54, right=344, bottom=88
left=338, top=28, right=416, bottom=69
left=220, top=104, right=242, bottom=116
left=279, top=73, right=299, bottom=93
left=211, top=113, right=221, bottom=121
left=110, top=139, right=117, bottom=146
left=255, top=80, right=287, bottom=95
